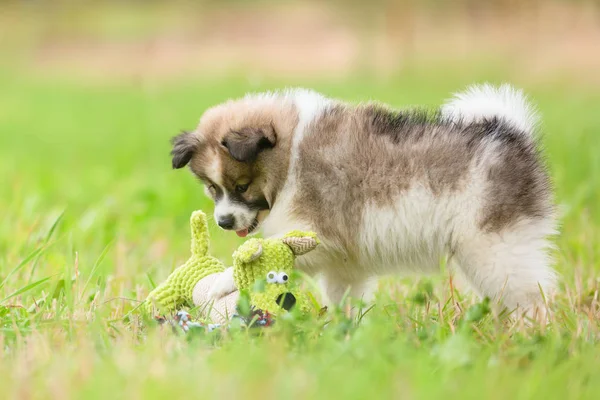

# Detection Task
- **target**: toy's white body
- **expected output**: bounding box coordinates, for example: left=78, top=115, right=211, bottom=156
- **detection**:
left=192, top=272, right=240, bottom=324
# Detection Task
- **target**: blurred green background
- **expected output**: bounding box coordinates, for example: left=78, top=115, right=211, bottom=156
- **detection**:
left=1, top=1, right=600, bottom=399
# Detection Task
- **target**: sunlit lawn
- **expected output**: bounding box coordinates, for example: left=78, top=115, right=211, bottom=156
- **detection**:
left=1, top=64, right=600, bottom=399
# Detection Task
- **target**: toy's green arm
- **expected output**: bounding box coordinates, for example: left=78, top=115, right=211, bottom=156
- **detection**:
left=145, top=263, right=191, bottom=314
left=145, top=256, right=225, bottom=314
left=145, top=211, right=222, bottom=315
left=190, top=210, right=210, bottom=257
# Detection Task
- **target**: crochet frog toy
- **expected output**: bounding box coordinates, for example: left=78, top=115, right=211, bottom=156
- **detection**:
left=145, top=210, right=319, bottom=325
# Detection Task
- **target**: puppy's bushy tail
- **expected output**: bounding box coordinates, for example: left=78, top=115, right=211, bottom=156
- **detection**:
left=441, top=83, right=539, bottom=137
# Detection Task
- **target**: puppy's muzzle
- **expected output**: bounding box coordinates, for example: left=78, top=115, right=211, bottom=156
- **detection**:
left=217, top=214, right=235, bottom=229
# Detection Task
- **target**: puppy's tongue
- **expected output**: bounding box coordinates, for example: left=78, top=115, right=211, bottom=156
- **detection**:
left=236, top=229, right=249, bottom=238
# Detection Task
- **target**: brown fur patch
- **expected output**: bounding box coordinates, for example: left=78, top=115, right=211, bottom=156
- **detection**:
left=474, top=120, right=553, bottom=232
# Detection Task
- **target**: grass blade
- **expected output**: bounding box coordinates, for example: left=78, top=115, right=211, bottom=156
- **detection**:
left=27, top=210, right=65, bottom=284
left=79, top=241, right=113, bottom=301
left=0, top=246, right=45, bottom=291
left=44, top=210, right=65, bottom=244
left=1, top=275, right=53, bottom=303
left=146, top=272, right=157, bottom=290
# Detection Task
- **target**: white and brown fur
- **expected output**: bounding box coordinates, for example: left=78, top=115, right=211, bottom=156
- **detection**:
left=171, top=84, right=556, bottom=318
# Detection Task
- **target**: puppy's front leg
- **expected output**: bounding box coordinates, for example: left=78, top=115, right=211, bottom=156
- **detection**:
left=318, top=271, right=376, bottom=308
left=208, top=267, right=237, bottom=300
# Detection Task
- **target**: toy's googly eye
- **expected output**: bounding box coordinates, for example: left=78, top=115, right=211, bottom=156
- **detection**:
left=276, top=272, right=289, bottom=284
left=266, top=271, right=277, bottom=283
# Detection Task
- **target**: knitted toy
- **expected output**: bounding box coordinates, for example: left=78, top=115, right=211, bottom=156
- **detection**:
left=145, top=210, right=319, bottom=325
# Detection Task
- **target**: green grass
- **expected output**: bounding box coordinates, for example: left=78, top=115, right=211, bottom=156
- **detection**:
left=1, top=66, right=600, bottom=400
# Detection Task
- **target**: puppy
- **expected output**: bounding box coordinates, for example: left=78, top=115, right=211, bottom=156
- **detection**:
left=171, top=84, right=556, bottom=317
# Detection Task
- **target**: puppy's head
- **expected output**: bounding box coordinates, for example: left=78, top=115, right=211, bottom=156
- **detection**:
left=171, top=98, right=295, bottom=237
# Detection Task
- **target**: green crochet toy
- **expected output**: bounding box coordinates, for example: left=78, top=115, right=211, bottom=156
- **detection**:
left=145, top=210, right=319, bottom=325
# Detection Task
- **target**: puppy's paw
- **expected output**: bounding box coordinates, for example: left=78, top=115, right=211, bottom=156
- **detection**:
left=208, top=267, right=237, bottom=300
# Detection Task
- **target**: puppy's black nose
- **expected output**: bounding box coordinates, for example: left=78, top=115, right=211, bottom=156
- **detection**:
left=217, top=214, right=235, bottom=230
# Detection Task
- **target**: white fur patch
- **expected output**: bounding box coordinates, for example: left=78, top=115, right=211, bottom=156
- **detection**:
left=205, top=151, right=222, bottom=186
left=262, top=89, right=331, bottom=238
left=291, top=89, right=332, bottom=133
left=441, top=83, right=539, bottom=136
left=357, top=182, right=482, bottom=275
left=454, top=217, right=557, bottom=314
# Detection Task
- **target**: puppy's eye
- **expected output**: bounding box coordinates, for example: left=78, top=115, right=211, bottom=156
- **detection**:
left=235, top=183, right=250, bottom=194
left=266, top=271, right=277, bottom=283
left=276, top=272, right=288, bottom=284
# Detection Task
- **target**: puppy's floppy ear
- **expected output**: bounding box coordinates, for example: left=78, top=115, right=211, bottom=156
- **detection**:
left=221, top=124, right=277, bottom=163
left=170, top=131, right=199, bottom=169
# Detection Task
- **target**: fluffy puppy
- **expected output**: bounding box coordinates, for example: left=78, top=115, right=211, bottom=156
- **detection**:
left=170, top=84, right=556, bottom=318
